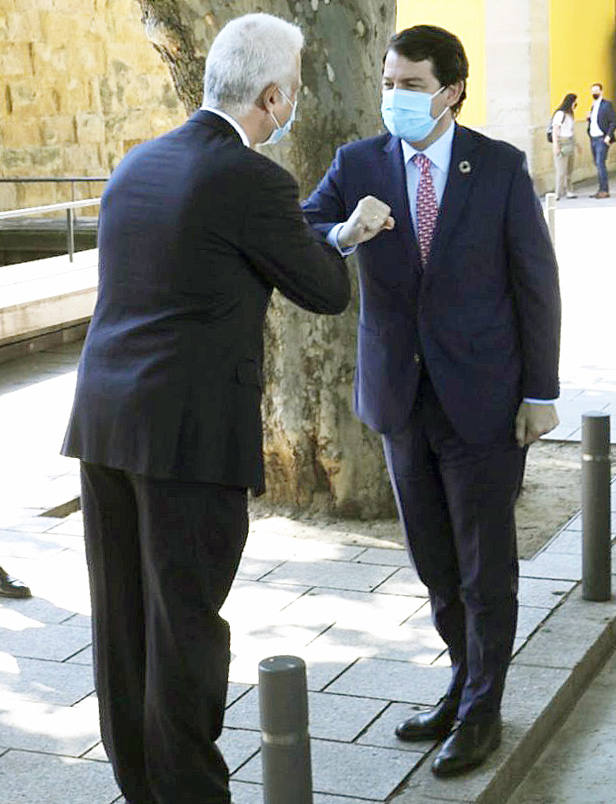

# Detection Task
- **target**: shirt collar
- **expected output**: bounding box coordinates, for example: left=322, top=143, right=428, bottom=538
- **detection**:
left=200, top=106, right=250, bottom=147
left=401, top=120, right=455, bottom=173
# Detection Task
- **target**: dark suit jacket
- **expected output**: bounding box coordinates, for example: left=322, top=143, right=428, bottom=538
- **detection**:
left=587, top=99, right=616, bottom=141
left=62, top=111, right=350, bottom=494
left=302, top=124, right=560, bottom=443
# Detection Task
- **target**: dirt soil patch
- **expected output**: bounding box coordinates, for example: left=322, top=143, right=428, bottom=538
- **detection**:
left=251, top=441, right=615, bottom=560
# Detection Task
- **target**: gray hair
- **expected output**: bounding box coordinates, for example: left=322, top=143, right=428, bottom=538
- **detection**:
left=203, top=13, right=304, bottom=116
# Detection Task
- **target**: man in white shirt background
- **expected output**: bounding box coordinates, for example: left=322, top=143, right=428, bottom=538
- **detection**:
left=587, top=82, right=616, bottom=198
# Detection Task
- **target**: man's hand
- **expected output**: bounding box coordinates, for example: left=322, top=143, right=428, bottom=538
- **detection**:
left=515, top=402, right=559, bottom=447
left=337, top=196, right=395, bottom=249
left=604, top=135, right=611, bottom=146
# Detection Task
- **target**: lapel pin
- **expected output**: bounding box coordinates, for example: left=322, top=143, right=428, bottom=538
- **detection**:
left=458, top=160, right=471, bottom=174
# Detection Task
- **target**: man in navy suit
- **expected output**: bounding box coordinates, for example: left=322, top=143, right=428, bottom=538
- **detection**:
left=586, top=82, right=616, bottom=198
left=303, top=25, right=560, bottom=776
left=62, top=13, right=349, bottom=804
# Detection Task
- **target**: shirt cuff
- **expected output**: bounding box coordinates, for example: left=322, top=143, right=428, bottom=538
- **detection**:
left=523, top=398, right=558, bottom=404
left=326, top=223, right=357, bottom=257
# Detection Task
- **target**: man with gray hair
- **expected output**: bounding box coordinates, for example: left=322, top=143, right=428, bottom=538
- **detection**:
left=62, top=12, right=349, bottom=804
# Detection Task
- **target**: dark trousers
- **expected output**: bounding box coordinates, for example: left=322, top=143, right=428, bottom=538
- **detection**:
left=382, top=373, right=525, bottom=724
left=591, top=136, right=610, bottom=191
left=80, top=462, right=248, bottom=804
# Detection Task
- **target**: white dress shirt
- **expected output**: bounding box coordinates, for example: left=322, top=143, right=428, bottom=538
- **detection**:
left=200, top=105, right=250, bottom=147
left=589, top=100, right=603, bottom=137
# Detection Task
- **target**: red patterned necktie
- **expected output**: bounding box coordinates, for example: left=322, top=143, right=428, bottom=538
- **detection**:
left=413, top=153, right=439, bottom=266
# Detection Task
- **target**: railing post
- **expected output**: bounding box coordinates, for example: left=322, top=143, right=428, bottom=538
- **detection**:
left=259, top=655, right=313, bottom=804
left=544, top=192, right=556, bottom=244
left=66, top=208, right=74, bottom=262
left=582, top=412, right=611, bottom=601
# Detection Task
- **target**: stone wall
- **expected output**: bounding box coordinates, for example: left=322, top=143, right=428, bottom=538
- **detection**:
left=0, top=0, right=186, bottom=212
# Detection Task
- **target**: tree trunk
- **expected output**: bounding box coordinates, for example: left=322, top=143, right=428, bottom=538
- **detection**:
left=136, top=0, right=397, bottom=518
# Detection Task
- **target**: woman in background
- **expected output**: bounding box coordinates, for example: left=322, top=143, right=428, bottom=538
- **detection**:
left=552, top=93, right=579, bottom=199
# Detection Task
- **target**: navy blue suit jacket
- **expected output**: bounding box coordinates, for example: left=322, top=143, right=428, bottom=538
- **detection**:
left=302, top=124, right=560, bottom=443
left=587, top=99, right=616, bottom=142
left=62, top=111, right=349, bottom=493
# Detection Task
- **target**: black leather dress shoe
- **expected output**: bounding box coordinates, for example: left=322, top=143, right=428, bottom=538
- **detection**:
left=0, top=566, right=32, bottom=599
left=395, top=697, right=458, bottom=742
left=431, top=715, right=502, bottom=777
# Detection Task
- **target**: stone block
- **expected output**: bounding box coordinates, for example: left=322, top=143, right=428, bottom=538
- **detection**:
left=0, top=43, right=32, bottom=78
left=326, top=657, right=452, bottom=705
left=0, top=750, right=120, bottom=803
left=0, top=183, right=17, bottom=211
left=4, top=11, right=42, bottom=42
left=236, top=737, right=417, bottom=801
left=309, top=623, right=446, bottom=666
left=61, top=143, right=105, bottom=175
left=39, top=114, right=77, bottom=146
left=75, top=112, right=105, bottom=144
left=31, top=42, right=68, bottom=75
left=56, top=77, right=90, bottom=114
left=262, top=559, right=396, bottom=592
left=0, top=655, right=94, bottom=705
left=516, top=605, right=551, bottom=640
left=220, top=579, right=306, bottom=626
left=0, top=116, right=41, bottom=148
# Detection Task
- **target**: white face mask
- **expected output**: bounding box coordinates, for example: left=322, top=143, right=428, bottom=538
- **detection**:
left=263, top=88, right=297, bottom=145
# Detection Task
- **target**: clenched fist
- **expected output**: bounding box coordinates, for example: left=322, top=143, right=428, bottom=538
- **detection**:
left=515, top=402, right=559, bottom=447
left=338, top=195, right=395, bottom=249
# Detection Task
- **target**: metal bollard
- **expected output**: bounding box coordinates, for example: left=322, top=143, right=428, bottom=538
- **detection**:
left=582, top=412, right=611, bottom=601
left=259, top=655, right=313, bottom=804
left=544, top=192, right=556, bottom=244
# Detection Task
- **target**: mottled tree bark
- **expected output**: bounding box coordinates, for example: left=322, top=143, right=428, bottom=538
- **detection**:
left=136, top=0, right=397, bottom=517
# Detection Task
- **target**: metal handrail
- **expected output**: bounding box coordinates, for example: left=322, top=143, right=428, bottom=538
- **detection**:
left=0, top=197, right=101, bottom=262
left=0, top=198, right=101, bottom=219
left=0, top=177, right=108, bottom=183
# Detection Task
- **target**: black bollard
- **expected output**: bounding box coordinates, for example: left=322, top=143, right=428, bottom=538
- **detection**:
left=582, top=412, right=611, bottom=601
left=258, top=655, right=313, bottom=804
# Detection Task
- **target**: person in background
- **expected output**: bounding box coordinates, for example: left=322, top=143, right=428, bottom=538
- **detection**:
left=587, top=82, right=616, bottom=198
left=0, top=566, right=31, bottom=598
left=551, top=93, right=578, bottom=200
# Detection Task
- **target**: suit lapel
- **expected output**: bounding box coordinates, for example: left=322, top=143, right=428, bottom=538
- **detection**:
left=427, top=124, right=481, bottom=270
left=382, top=136, right=422, bottom=268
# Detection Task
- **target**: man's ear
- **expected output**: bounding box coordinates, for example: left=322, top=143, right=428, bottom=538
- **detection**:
left=446, top=80, right=464, bottom=109
left=258, top=83, right=278, bottom=113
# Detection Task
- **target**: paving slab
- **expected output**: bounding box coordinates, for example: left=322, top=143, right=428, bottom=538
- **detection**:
left=326, top=657, right=453, bottom=705
left=236, top=737, right=419, bottom=800
left=356, top=701, right=437, bottom=754
left=0, top=654, right=94, bottom=705
left=519, top=551, right=582, bottom=581
left=0, top=695, right=101, bottom=756
left=517, top=576, right=576, bottom=609
left=225, top=686, right=388, bottom=743
left=217, top=727, right=261, bottom=774
left=276, top=587, right=426, bottom=629
left=311, top=623, right=447, bottom=665
left=0, top=749, right=120, bottom=804
left=261, top=559, right=398, bottom=592
left=0, top=620, right=91, bottom=662
left=372, top=567, right=429, bottom=597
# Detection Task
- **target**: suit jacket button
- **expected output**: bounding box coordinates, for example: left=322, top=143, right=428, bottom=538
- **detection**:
left=413, top=353, right=421, bottom=365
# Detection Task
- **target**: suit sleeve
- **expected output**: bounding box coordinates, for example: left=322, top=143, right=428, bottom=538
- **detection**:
left=241, top=158, right=350, bottom=314
left=607, top=101, right=616, bottom=139
left=505, top=154, right=561, bottom=400
left=301, top=148, right=350, bottom=241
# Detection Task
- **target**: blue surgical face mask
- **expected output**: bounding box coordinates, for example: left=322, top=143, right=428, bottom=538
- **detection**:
left=381, top=86, right=448, bottom=143
left=263, top=88, right=297, bottom=145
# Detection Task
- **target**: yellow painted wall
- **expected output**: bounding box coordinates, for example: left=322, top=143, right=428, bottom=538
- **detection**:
left=550, top=0, right=615, bottom=117
left=396, top=0, right=487, bottom=126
